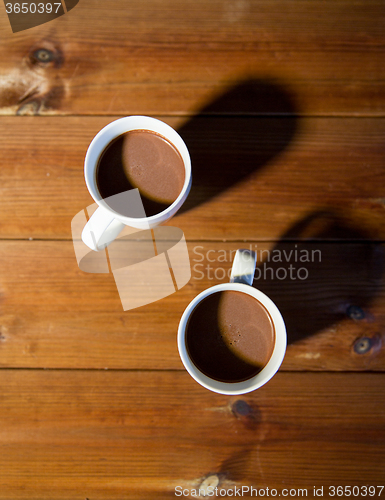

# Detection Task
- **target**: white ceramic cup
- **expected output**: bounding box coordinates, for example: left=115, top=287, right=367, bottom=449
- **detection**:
left=178, top=249, right=286, bottom=395
left=82, top=116, right=192, bottom=251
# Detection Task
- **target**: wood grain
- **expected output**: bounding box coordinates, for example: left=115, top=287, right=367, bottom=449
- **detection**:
left=0, top=116, right=383, bottom=241
left=0, top=370, right=383, bottom=499
left=0, top=240, right=383, bottom=371
left=0, top=2, right=384, bottom=496
left=0, top=1, right=383, bottom=116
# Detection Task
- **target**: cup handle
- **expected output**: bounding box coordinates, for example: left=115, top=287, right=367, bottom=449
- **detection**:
left=81, top=206, right=125, bottom=251
left=230, top=249, right=257, bottom=286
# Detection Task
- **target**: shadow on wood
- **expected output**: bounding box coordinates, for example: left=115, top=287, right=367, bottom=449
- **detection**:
left=251, top=211, right=385, bottom=344
left=177, top=78, right=298, bottom=213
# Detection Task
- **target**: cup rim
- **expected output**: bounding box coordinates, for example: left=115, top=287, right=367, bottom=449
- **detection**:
left=177, top=283, right=287, bottom=395
left=84, top=116, right=192, bottom=227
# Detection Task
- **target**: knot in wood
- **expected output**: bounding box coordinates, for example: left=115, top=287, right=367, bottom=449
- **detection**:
left=353, top=337, right=372, bottom=354
left=33, top=49, right=54, bottom=63
left=347, top=305, right=365, bottom=320
left=232, top=399, right=252, bottom=417
left=29, top=43, right=64, bottom=68
left=17, top=100, right=41, bottom=116
left=199, top=475, right=220, bottom=496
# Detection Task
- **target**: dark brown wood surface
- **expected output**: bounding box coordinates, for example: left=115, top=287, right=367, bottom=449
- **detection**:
left=0, top=0, right=384, bottom=498
left=0, top=116, right=384, bottom=241
left=0, top=371, right=384, bottom=499
left=0, top=240, right=383, bottom=371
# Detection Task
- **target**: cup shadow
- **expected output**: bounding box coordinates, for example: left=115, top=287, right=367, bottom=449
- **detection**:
left=250, top=211, right=384, bottom=344
left=176, top=78, right=298, bottom=213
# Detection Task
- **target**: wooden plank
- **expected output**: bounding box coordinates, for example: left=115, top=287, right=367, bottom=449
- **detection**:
left=0, top=240, right=383, bottom=371
left=0, top=370, right=383, bottom=499
left=0, top=1, right=384, bottom=116
left=0, top=116, right=383, bottom=241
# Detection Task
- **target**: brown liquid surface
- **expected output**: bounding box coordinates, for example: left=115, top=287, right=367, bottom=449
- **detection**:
left=186, top=290, right=275, bottom=383
left=96, top=130, right=185, bottom=217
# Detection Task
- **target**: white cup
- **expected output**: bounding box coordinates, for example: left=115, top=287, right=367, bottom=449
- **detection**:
left=178, top=249, right=287, bottom=395
left=81, top=116, right=192, bottom=251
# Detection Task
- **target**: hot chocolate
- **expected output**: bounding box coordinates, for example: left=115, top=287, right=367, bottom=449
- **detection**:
left=96, top=129, right=185, bottom=217
left=186, top=290, right=275, bottom=383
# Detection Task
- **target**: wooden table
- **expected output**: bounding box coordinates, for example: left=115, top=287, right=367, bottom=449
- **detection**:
left=0, top=1, right=384, bottom=498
